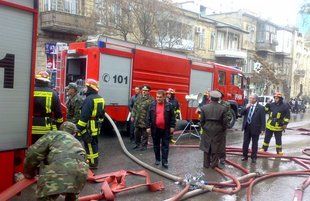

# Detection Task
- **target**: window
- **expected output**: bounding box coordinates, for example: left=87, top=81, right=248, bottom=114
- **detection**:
left=42, top=0, right=79, bottom=14
left=218, top=71, right=226, bottom=85
left=231, top=74, right=242, bottom=88
left=217, top=32, right=225, bottom=49
left=64, top=0, right=78, bottom=14
left=210, top=32, right=216, bottom=50
left=198, top=29, right=205, bottom=49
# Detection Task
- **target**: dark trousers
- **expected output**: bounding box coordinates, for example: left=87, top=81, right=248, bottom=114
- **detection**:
left=204, top=147, right=219, bottom=168
left=84, top=136, right=99, bottom=166
left=242, top=125, right=259, bottom=159
left=135, top=127, right=148, bottom=148
left=129, top=120, right=135, bottom=142
left=152, top=128, right=170, bottom=163
left=262, top=129, right=283, bottom=153
left=219, top=132, right=226, bottom=160
left=32, top=134, right=44, bottom=144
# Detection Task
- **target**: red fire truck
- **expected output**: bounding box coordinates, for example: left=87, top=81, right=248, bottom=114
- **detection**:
left=0, top=0, right=37, bottom=193
left=56, top=36, right=246, bottom=130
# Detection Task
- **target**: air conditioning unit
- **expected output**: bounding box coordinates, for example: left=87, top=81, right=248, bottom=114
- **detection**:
left=195, top=26, right=202, bottom=33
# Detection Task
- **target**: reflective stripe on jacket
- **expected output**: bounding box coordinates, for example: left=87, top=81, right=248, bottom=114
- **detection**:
left=32, top=85, right=63, bottom=135
left=77, top=93, right=105, bottom=136
left=265, top=101, right=290, bottom=131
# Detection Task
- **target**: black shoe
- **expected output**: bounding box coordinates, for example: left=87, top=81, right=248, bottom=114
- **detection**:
left=241, top=157, right=248, bottom=161
left=252, top=158, right=257, bottom=164
left=140, top=147, right=147, bottom=151
left=132, top=145, right=139, bottom=150
left=155, top=160, right=160, bottom=165
left=162, top=163, right=168, bottom=169
left=220, top=158, right=225, bottom=165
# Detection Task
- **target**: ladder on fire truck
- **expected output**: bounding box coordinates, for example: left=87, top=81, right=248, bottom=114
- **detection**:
left=55, top=42, right=68, bottom=100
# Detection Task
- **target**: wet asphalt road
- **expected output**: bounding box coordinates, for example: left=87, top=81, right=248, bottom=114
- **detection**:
left=11, top=111, right=310, bottom=201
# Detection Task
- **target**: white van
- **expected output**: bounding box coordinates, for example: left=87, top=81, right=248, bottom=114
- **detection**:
left=258, top=96, right=273, bottom=106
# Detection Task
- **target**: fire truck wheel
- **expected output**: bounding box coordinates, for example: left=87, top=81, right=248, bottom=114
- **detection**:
left=227, top=109, right=236, bottom=129
left=175, top=120, right=188, bottom=131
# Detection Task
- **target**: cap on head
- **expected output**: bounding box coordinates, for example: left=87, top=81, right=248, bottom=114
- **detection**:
left=142, top=85, right=151, bottom=91
left=59, top=121, right=77, bottom=134
left=66, top=82, right=78, bottom=90
left=210, top=90, right=221, bottom=100
left=35, top=71, right=50, bottom=82
left=216, top=89, right=224, bottom=98
left=166, top=88, right=175, bottom=94
left=85, top=78, right=99, bottom=92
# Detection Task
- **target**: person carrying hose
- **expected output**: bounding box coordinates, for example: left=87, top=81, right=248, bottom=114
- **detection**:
left=260, top=92, right=290, bottom=155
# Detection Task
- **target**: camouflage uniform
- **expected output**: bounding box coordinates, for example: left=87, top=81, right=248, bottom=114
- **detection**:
left=66, top=93, right=83, bottom=124
left=131, top=95, right=154, bottom=149
left=218, top=100, right=232, bottom=162
left=24, top=122, right=88, bottom=200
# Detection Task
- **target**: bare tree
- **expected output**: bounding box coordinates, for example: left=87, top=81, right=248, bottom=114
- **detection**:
left=250, top=54, right=280, bottom=95
left=94, top=0, right=133, bottom=41
left=156, top=9, right=193, bottom=50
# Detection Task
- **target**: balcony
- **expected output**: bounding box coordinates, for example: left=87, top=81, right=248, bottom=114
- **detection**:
left=215, top=49, right=247, bottom=59
left=40, top=11, right=95, bottom=35
left=256, top=42, right=276, bottom=52
left=294, top=69, right=306, bottom=78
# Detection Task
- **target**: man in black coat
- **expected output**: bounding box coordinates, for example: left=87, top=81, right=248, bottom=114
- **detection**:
left=241, top=94, right=266, bottom=163
left=200, top=91, right=227, bottom=169
left=147, top=90, right=176, bottom=169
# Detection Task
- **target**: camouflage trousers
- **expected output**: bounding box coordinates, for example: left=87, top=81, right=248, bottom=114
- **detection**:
left=37, top=193, right=78, bottom=201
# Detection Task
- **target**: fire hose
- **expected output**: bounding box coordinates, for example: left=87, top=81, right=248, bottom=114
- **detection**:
left=1, top=112, right=309, bottom=201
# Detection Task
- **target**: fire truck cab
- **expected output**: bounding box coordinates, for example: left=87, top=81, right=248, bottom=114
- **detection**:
left=56, top=36, right=246, bottom=130
left=0, top=0, right=37, bottom=193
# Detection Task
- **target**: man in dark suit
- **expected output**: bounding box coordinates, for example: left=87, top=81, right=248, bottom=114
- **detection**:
left=241, top=94, right=266, bottom=163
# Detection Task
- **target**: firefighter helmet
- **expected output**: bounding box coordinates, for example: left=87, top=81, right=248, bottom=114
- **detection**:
left=35, top=71, right=50, bottom=82
left=274, top=92, right=283, bottom=98
left=85, top=78, right=99, bottom=91
left=166, top=88, right=175, bottom=94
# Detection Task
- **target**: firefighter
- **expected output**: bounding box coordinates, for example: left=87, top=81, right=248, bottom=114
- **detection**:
left=76, top=78, right=105, bottom=169
left=131, top=84, right=154, bottom=151
left=260, top=92, right=290, bottom=155
left=66, top=82, right=83, bottom=124
left=166, top=88, right=181, bottom=120
left=200, top=91, right=228, bottom=169
left=217, top=89, right=232, bottom=165
left=32, top=71, right=63, bottom=144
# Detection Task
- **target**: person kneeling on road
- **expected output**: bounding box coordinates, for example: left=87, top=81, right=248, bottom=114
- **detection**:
left=24, top=121, right=89, bottom=201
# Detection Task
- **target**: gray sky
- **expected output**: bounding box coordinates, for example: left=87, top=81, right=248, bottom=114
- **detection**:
left=205, top=0, right=304, bottom=26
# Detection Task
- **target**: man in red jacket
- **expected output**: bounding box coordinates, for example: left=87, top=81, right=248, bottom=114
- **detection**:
left=147, top=90, right=176, bottom=168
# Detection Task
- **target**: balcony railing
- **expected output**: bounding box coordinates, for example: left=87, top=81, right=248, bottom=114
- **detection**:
left=40, top=11, right=95, bottom=35
left=215, top=49, right=247, bottom=59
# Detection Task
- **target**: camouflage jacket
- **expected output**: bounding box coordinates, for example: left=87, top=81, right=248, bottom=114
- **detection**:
left=220, top=100, right=233, bottom=123
left=24, top=131, right=88, bottom=198
left=66, top=93, right=83, bottom=124
left=132, top=95, right=154, bottom=128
